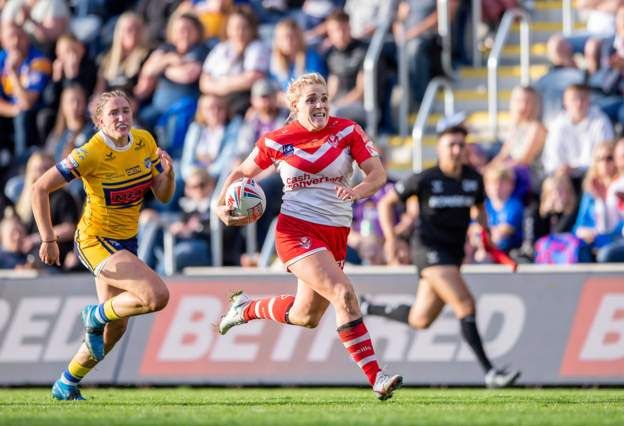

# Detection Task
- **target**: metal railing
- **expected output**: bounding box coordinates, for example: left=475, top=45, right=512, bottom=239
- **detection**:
left=562, top=0, right=574, bottom=36
left=487, top=8, right=531, bottom=140
left=411, top=77, right=454, bottom=172
left=472, top=0, right=482, bottom=67
left=437, top=0, right=453, bottom=77
left=363, top=0, right=398, bottom=139
left=208, top=164, right=258, bottom=267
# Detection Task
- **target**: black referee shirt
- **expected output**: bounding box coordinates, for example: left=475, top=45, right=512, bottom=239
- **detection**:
left=395, top=165, right=485, bottom=248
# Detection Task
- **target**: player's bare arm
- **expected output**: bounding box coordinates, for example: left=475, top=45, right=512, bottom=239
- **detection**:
left=337, top=156, right=387, bottom=201
left=32, top=167, right=67, bottom=266
left=151, top=148, right=176, bottom=203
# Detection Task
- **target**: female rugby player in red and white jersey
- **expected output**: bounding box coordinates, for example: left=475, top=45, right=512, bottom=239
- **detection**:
left=215, top=73, right=402, bottom=400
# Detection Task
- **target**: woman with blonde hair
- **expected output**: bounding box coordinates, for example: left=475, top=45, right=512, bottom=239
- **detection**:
left=573, top=141, right=624, bottom=261
left=492, top=85, right=547, bottom=196
left=269, top=18, right=326, bottom=106
left=95, top=11, right=150, bottom=95
left=216, top=73, right=402, bottom=400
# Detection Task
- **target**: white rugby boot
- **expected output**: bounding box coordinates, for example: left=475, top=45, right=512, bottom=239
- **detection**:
left=218, top=291, right=251, bottom=335
left=485, top=368, right=521, bottom=388
left=372, top=371, right=403, bottom=400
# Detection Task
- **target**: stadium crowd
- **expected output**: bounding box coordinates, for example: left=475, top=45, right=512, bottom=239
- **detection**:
left=2, top=0, right=624, bottom=273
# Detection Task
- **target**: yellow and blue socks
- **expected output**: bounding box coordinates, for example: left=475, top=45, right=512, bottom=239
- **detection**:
left=91, top=299, right=122, bottom=327
left=60, top=360, right=93, bottom=388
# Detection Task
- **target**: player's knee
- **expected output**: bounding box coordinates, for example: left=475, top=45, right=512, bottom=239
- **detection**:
left=409, top=314, right=434, bottom=329
left=297, top=312, right=323, bottom=328
left=145, top=283, right=169, bottom=312
left=454, top=297, right=475, bottom=318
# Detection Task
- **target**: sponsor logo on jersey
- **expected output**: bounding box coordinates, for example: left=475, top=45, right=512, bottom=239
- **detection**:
left=103, top=180, right=152, bottom=206
left=462, top=179, right=479, bottom=192
left=282, top=144, right=294, bottom=156
left=431, top=180, right=444, bottom=193
left=428, top=195, right=475, bottom=208
left=285, top=173, right=343, bottom=190
left=144, top=157, right=152, bottom=169
left=104, top=152, right=115, bottom=161
left=68, top=156, right=79, bottom=169
left=426, top=250, right=439, bottom=264
left=126, top=165, right=141, bottom=176
left=75, top=147, right=87, bottom=160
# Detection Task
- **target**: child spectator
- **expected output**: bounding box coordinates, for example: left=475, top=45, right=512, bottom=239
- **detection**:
left=0, top=210, right=29, bottom=269
left=483, top=165, right=524, bottom=253
left=533, top=173, right=580, bottom=242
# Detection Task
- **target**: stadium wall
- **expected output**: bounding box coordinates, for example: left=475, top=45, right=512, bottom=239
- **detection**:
left=0, top=265, right=622, bottom=386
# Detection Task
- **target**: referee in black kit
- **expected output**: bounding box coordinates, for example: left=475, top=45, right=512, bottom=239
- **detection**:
left=360, top=124, right=520, bottom=388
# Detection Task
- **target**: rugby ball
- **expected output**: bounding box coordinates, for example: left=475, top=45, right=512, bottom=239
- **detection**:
left=225, top=178, right=266, bottom=223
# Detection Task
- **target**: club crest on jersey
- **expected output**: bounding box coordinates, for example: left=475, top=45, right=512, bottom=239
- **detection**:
left=282, top=144, right=294, bottom=156
left=327, top=134, right=339, bottom=148
left=462, top=179, right=478, bottom=192
left=134, top=140, right=145, bottom=150
left=299, top=236, right=312, bottom=249
left=144, top=157, right=152, bottom=169
left=431, top=180, right=444, bottom=193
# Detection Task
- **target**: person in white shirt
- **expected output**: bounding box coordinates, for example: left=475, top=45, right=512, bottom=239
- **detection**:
left=542, top=84, right=614, bottom=183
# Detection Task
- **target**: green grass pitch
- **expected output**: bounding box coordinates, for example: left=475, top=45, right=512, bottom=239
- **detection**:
left=0, top=388, right=622, bottom=426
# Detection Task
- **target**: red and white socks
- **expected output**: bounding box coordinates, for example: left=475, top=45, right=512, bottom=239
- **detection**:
left=337, top=318, right=381, bottom=386
left=243, top=295, right=295, bottom=324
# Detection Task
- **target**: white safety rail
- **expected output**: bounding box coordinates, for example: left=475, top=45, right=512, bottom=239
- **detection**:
left=562, top=0, right=574, bottom=36
left=411, top=77, right=454, bottom=172
left=363, top=0, right=398, bottom=139
left=487, top=8, right=531, bottom=141
left=472, top=0, right=482, bottom=67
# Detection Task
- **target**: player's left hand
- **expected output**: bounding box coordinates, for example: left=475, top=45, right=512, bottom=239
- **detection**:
left=157, top=148, right=174, bottom=175
left=335, top=185, right=359, bottom=202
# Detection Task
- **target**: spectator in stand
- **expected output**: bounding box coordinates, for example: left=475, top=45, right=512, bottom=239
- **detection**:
left=135, top=12, right=207, bottom=132
left=164, top=168, right=215, bottom=272
left=344, top=0, right=384, bottom=41
left=535, top=34, right=585, bottom=123
left=269, top=18, right=326, bottom=108
left=483, top=165, right=524, bottom=253
left=324, top=10, right=367, bottom=126
left=177, top=0, right=233, bottom=46
left=180, top=93, right=242, bottom=180
left=1, top=0, right=70, bottom=55
left=393, top=0, right=459, bottom=107
left=134, top=0, right=184, bottom=48
left=589, top=6, right=624, bottom=125
left=39, top=33, right=97, bottom=140
left=44, top=84, right=92, bottom=162
left=574, top=141, right=624, bottom=262
left=532, top=173, right=579, bottom=243
left=0, top=22, right=51, bottom=160
left=542, top=84, right=614, bottom=192
left=0, top=210, right=30, bottom=269
left=14, top=151, right=80, bottom=271
left=238, top=79, right=289, bottom=159
left=95, top=12, right=151, bottom=96
left=491, top=86, right=547, bottom=197
left=295, top=0, right=341, bottom=48
left=200, top=5, right=270, bottom=117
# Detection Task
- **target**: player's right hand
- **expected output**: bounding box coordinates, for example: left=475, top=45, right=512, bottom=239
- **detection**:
left=39, top=241, right=61, bottom=266
left=216, top=204, right=250, bottom=227
left=383, top=238, right=399, bottom=265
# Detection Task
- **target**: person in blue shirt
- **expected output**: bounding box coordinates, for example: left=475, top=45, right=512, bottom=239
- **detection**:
left=484, top=164, right=524, bottom=253
left=0, top=22, right=51, bottom=159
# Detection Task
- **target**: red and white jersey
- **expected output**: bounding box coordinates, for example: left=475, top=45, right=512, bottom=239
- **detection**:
left=252, top=117, right=379, bottom=227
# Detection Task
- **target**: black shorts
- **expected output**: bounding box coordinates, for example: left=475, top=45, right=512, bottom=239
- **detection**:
left=411, top=239, right=464, bottom=276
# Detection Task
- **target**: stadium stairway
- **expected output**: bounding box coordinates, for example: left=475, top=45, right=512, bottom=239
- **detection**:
left=384, top=0, right=576, bottom=175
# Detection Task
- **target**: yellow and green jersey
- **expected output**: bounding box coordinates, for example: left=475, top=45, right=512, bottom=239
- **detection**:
left=56, top=128, right=163, bottom=239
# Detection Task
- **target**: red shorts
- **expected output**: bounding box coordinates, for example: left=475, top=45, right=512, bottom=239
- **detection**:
left=275, top=214, right=350, bottom=269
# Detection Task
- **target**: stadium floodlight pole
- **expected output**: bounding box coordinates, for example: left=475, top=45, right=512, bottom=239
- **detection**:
left=363, top=0, right=398, bottom=139
left=411, top=77, right=454, bottom=173
left=472, top=0, right=482, bottom=67
left=562, top=0, right=574, bottom=36
left=487, top=8, right=531, bottom=141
